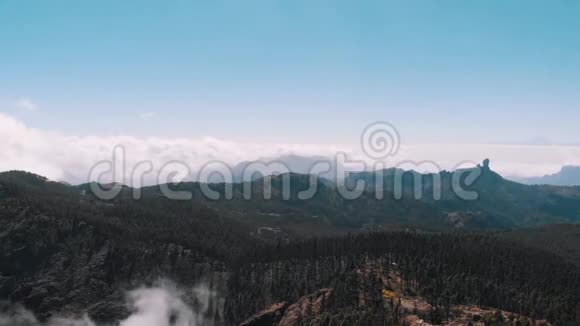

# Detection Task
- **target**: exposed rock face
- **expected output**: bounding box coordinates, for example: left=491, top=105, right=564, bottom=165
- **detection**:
left=239, top=289, right=331, bottom=326
left=239, top=302, right=288, bottom=326
left=277, top=289, right=331, bottom=326
left=239, top=272, right=552, bottom=326
left=401, top=315, right=433, bottom=326
left=483, top=159, right=490, bottom=170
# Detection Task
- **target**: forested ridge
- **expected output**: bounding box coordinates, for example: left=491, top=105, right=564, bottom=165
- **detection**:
left=229, top=233, right=580, bottom=325
left=1, top=170, right=580, bottom=325
left=0, top=171, right=245, bottom=322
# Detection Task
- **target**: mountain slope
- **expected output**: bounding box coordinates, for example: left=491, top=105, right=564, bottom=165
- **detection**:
left=512, top=165, right=580, bottom=186
left=346, top=162, right=580, bottom=229
left=0, top=171, right=250, bottom=323
left=500, top=223, right=580, bottom=267
left=229, top=232, right=580, bottom=325
left=1, top=170, right=580, bottom=325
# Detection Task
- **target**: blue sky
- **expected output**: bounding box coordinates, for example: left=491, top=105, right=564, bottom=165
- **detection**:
left=1, top=0, right=579, bottom=145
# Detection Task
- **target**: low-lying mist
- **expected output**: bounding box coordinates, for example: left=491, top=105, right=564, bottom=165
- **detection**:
left=0, top=280, right=223, bottom=326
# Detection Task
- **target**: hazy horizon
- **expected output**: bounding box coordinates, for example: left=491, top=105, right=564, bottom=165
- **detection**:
left=1, top=1, right=579, bottom=183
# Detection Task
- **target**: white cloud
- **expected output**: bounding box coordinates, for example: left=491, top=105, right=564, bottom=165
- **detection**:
left=0, top=112, right=346, bottom=185
left=0, top=280, right=220, bottom=326
left=0, top=112, right=578, bottom=185
left=14, top=97, right=39, bottom=111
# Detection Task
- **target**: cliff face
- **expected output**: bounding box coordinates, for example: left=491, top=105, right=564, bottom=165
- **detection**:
left=240, top=289, right=332, bottom=326
left=240, top=293, right=553, bottom=326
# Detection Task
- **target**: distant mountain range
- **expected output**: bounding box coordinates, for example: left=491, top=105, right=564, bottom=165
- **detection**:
left=510, top=165, right=580, bottom=186
left=4, top=157, right=580, bottom=235
left=230, top=154, right=342, bottom=182
left=232, top=154, right=580, bottom=187
left=67, top=157, right=580, bottom=233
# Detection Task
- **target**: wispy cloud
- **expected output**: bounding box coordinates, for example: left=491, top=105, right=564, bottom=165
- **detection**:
left=13, top=97, right=39, bottom=111
left=139, top=112, right=156, bottom=120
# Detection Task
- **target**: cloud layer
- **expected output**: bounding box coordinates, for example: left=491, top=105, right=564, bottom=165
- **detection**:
left=0, top=281, right=220, bottom=326
left=0, top=112, right=346, bottom=185
left=1, top=112, right=579, bottom=185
